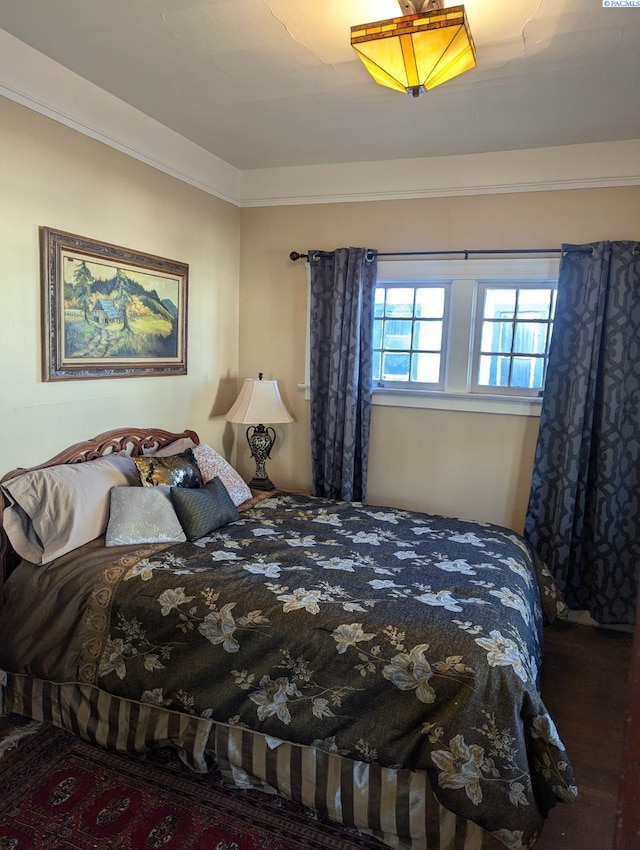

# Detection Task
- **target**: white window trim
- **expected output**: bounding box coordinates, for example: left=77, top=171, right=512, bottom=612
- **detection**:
left=374, top=257, right=559, bottom=416
left=300, top=257, right=560, bottom=417
left=470, top=280, right=557, bottom=397
left=374, top=280, right=451, bottom=391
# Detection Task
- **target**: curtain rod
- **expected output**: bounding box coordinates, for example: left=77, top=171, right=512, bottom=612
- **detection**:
left=289, top=247, right=594, bottom=262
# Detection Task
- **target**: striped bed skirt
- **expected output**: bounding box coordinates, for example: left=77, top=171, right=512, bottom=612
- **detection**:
left=1, top=673, right=494, bottom=850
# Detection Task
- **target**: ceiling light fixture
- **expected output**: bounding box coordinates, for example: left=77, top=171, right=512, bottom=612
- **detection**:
left=351, top=0, right=476, bottom=98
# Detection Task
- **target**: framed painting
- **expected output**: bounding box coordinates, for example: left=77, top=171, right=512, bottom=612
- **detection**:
left=40, top=227, right=188, bottom=381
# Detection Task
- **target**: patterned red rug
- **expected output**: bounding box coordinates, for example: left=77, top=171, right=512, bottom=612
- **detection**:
left=0, top=720, right=386, bottom=850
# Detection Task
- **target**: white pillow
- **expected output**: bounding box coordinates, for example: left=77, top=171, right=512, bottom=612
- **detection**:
left=106, top=486, right=186, bottom=546
left=154, top=440, right=252, bottom=506
left=192, top=444, right=252, bottom=506
left=1, top=455, right=139, bottom=564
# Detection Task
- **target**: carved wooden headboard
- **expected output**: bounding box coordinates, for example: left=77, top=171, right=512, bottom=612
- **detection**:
left=0, top=427, right=200, bottom=607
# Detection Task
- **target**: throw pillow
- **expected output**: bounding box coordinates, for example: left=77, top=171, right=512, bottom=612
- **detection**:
left=191, top=444, right=252, bottom=506
left=134, top=449, right=202, bottom=488
left=170, top=477, right=240, bottom=541
left=106, top=486, right=186, bottom=546
left=152, top=441, right=251, bottom=506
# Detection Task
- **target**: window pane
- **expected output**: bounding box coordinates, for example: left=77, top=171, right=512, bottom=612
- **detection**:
left=415, top=287, right=445, bottom=318
left=514, top=321, right=547, bottom=354
left=533, top=358, right=546, bottom=388
left=511, top=356, right=544, bottom=388
left=382, top=352, right=410, bottom=381
left=413, top=320, right=442, bottom=350
left=372, top=350, right=381, bottom=381
left=374, top=289, right=385, bottom=318
left=385, top=288, right=414, bottom=318
left=383, top=319, right=412, bottom=350
left=517, top=288, right=552, bottom=318
left=481, top=321, right=513, bottom=353
left=373, top=319, right=383, bottom=349
left=478, top=354, right=510, bottom=387
left=411, top=353, right=440, bottom=383
left=484, top=289, right=516, bottom=320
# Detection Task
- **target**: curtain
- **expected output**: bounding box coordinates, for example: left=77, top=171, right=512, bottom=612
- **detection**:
left=525, top=241, right=640, bottom=625
left=308, top=247, right=377, bottom=502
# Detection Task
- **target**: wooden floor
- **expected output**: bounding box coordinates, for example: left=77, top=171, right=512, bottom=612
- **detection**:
left=535, top=621, right=633, bottom=850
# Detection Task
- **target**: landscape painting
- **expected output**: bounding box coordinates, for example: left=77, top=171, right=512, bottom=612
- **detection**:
left=41, top=227, right=188, bottom=380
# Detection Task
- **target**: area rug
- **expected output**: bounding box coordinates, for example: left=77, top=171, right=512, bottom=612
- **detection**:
left=0, top=720, right=386, bottom=850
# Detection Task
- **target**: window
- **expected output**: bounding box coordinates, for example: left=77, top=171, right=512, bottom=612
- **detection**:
left=471, top=283, right=557, bottom=396
left=373, top=258, right=559, bottom=412
left=373, top=284, right=450, bottom=390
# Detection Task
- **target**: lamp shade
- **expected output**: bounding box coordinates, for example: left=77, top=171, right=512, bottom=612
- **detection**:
left=225, top=377, right=294, bottom=425
left=351, top=5, right=475, bottom=97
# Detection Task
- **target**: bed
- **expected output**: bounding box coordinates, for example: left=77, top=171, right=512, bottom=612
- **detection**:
left=0, top=427, right=577, bottom=850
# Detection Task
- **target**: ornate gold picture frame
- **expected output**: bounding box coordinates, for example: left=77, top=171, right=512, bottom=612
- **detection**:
left=41, top=227, right=188, bottom=381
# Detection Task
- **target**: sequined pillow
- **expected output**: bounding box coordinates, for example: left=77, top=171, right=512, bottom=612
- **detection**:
left=170, top=477, right=239, bottom=541
left=106, top=486, right=186, bottom=546
left=134, top=449, right=203, bottom=488
left=152, top=441, right=251, bottom=506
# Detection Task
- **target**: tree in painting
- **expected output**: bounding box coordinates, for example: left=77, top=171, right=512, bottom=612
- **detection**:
left=73, top=260, right=93, bottom=321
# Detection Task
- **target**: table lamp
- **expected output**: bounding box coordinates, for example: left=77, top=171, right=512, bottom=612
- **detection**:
left=225, top=373, right=294, bottom=491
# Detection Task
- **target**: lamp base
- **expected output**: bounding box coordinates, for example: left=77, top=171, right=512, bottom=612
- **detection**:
left=246, top=424, right=277, bottom=492
left=248, top=475, right=275, bottom=492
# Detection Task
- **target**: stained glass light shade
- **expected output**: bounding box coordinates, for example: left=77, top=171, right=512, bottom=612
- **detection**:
left=351, top=5, right=476, bottom=97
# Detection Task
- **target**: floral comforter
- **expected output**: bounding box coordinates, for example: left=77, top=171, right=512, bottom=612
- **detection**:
left=0, top=493, right=577, bottom=846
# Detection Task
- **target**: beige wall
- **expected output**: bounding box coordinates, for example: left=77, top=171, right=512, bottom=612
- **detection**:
left=0, top=97, right=241, bottom=474
left=239, top=187, right=640, bottom=530
left=4, top=92, right=640, bottom=533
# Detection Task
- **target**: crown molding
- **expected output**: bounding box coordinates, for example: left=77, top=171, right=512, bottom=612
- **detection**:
left=0, top=29, right=242, bottom=206
left=240, top=140, right=640, bottom=206
left=2, top=28, right=640, bottom=209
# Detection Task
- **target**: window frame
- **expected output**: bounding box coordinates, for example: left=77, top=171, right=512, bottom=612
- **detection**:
left=373, top=280, right=452, bottom=391
left=470, top=281, right=558, bottom=398
left=372, top=257, right=560, bottom=415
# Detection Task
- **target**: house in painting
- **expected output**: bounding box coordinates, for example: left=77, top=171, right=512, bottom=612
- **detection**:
left=91, top=299, right=120, bottom=325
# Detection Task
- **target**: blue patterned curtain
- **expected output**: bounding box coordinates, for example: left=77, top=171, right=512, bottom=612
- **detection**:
left=525, top=241, right=640, bottom=625
left=308, top=247, right=377, bottom=502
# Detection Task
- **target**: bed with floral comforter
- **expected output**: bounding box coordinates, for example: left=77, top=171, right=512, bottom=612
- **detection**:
left=0, top=492, right=577, bottom=848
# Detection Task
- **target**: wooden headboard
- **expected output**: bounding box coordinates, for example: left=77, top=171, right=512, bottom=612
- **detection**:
left=0, top=426, right=200, bottom=606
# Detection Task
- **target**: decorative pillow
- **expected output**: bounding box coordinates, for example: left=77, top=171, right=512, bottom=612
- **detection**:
left=134, top=449, right=203, bottom=488
left=145, top=437, right=195, bottom=456
left=0, top=455, right=139, bottom=565
left=154, top=441, right=252, bottom=507
left=105, top=486, right=186, bottom=547
left=170, top=477, right=240, bottom=541
left=194, top=445, right=252, bottom=506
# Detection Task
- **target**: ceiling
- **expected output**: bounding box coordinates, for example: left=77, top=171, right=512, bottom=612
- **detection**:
left=0, top=0, right=639, bottom=172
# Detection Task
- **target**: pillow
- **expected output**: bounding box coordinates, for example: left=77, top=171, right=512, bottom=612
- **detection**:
left=145, top=437, right=195, bottom=456
left=192, top=444, right=252, bottom=506
left=134, top=449, right=203, bottom=488
left=105, top=486, right=186, bottom=546
left=0, top=455, right=139, bottom=565
left=154, top=441, right=251, bottom=507
left=170, top=477, right=240, bottom=541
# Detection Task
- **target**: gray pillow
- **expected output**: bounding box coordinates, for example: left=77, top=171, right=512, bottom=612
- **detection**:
left=1, top=455, right=139, bottom=564
left=170, top=477, right=240, bottom=541
left=106, top=485, right=186, bottom=546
